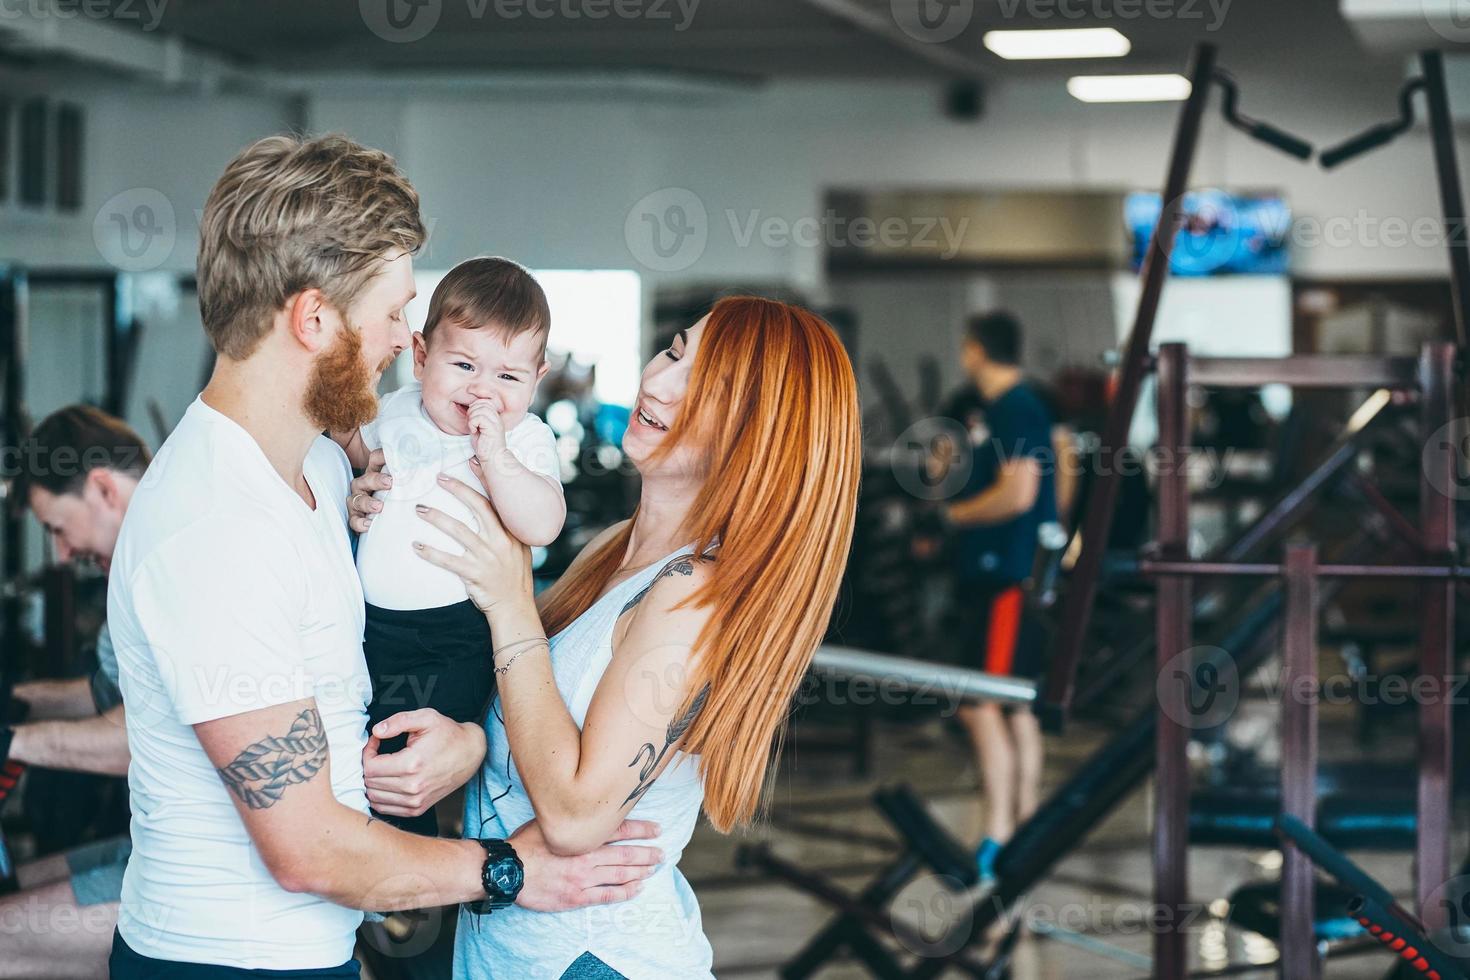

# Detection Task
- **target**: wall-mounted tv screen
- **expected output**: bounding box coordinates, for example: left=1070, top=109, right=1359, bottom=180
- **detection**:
left=1125, top=189, right=1290, bottom=276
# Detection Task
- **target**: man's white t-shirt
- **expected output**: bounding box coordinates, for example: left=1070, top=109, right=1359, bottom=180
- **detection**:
left=356, top=381, right=562, bottom=610
left=109, top=398, right=371, bottom=970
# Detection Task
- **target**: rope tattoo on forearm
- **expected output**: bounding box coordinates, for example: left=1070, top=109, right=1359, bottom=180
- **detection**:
left=215, top=708, right=328, bottom=810
left=624, top=682, right=710, bottom=808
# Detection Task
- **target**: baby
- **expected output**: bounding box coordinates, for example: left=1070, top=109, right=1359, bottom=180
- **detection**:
left=337, top=256, right=565, bottom=835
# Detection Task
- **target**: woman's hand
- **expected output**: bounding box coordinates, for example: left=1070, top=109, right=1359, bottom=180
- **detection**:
left=412, top=464, right=533, bottom=617
left=348, top=449, right=390, bottom=534
left=362, top=708, right=486, bottom=817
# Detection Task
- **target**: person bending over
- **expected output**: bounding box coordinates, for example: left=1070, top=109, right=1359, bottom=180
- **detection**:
left=0, top=405, right=147, bottom=979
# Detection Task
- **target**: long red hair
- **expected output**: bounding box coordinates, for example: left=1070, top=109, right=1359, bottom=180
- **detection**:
left=539, top=296, right=862, bottom=831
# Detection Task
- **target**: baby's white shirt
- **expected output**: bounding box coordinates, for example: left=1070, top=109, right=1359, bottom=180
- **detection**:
left=355, top=381, right=561, bottom=610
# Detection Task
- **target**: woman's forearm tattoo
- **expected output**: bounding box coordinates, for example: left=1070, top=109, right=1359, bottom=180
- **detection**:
left=624, top=682, right=710, bottom=808
left=215, top=708, right=328, bottom=810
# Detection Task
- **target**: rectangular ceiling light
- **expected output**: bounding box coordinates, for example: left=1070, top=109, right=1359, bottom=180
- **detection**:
left=1067, top=73, right=1192, bottom=102
left=983, top=28, right=1131, bottom=60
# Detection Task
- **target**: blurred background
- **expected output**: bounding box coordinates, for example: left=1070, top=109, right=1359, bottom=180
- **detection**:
left=4, top=1, right=1470, bottom=977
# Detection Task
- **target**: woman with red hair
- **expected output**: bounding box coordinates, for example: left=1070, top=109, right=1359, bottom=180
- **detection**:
left=357, top=296, right=861, bottom=978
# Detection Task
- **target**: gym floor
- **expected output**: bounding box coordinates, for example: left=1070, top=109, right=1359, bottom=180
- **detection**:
left=687, top=688, right=1445, bottom=978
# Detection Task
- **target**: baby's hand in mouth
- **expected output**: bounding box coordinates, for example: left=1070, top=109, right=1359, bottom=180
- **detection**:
left=467, top=397, right=507, bottom=463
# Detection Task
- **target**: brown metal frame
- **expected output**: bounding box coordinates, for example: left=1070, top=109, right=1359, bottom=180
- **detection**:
left=1144, top=341, right=1457, bottom=979
left=1040, top=43, right=1219, bottom=730
left=1033, top=45, right=1469, bottom=973
left=1044, top=43, right=1470, bottom=730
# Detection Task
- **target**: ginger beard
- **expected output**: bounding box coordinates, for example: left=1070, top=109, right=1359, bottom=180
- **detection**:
left=303, top=323, right=386, bottom=432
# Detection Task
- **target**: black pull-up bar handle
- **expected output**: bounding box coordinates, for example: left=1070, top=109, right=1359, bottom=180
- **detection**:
left=1320, top=77, right=1426, bottom=170
left=1212, top=69, right=1314, bottom=161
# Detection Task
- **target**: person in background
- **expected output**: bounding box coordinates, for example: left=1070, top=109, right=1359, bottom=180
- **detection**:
left=0, top=405, right=149, bottom=979
left=942, top=312, right=1057, bottom=881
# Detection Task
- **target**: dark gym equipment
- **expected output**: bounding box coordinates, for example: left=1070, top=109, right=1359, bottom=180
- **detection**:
left=737, top=783, right=981, bottom=979
left=1226, top=880, right=1363, bottom=944
left=754, top=42, right=1467, bottom=975
left=1045, top=43, right=1470, bottom=731
left=1276, top=814, right=1470, bottom=980
left=1014, top=36, right=1470, bottom=980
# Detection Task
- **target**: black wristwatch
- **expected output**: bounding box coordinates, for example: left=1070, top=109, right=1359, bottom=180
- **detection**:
left=467, top=838, right=524, bottom=915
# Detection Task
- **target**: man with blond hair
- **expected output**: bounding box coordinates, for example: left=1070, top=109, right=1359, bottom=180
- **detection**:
left=107, top=134, right=660, bottom=978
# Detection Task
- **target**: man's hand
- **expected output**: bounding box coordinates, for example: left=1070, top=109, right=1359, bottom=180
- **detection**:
left=364, top=709, right=487, bottom=817
left=348, top=449, right=391, bottom=534
left=508, top=819, right=662, bottom=912
left=467, top=396, right=507, bottom=469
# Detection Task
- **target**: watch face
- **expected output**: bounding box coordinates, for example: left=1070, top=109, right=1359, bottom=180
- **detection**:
left=490, top=856, right=523, bottom=895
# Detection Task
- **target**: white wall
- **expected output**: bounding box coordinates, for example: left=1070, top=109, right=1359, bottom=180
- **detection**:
left=4, top=66, right=1467, bottom=431
left=306, top=74, right=1470, bottom=289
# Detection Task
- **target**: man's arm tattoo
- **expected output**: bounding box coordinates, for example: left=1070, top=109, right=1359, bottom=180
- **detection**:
left=624, top=683, right=710, bottom=808
left=216, top=708, right=328, bottom=810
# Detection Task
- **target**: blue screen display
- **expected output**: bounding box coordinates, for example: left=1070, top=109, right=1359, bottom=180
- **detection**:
left=1125, top=190, right=1290, bottom=275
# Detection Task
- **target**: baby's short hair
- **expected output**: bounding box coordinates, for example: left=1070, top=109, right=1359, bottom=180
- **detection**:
left=423, top=257, right=549, bottom=358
